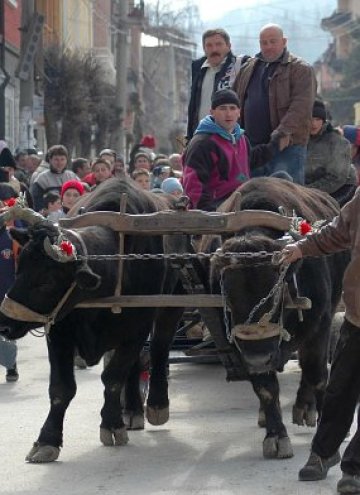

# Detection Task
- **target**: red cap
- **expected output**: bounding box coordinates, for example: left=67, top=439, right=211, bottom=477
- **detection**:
left=140, top=134, right=156, bottom=149
left=61, top=179, right=85, bottom=199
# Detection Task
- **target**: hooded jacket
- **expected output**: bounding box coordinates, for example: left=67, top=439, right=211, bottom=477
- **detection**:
left=305, top=122, right=357, bottom=194
left=182, top=116, right=276, bottom=210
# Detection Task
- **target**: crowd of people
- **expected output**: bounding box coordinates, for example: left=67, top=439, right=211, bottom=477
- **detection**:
left=1, top=19, right=360, bottom=494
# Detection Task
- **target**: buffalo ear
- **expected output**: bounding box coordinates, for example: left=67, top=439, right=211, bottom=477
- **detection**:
left=8, top=228, right=30, bottom=246
left=75, top=265, right=101, bottom=290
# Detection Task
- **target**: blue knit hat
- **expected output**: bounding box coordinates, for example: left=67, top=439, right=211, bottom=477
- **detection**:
left=343, top=125, right=360, bottom=146
left=161, top=177, right=183, bottom=194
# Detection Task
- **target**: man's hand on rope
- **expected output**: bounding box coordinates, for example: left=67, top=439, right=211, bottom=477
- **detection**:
left=280, top=243, right=303, bottom=264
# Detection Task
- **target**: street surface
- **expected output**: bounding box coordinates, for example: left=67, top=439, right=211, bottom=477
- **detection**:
left=0, top=333, right=348, bottom=495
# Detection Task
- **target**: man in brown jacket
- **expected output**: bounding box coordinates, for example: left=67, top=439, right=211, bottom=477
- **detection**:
left=281, top=189, right=360, bottom=494
left=233, top=23, right=316, bottom=184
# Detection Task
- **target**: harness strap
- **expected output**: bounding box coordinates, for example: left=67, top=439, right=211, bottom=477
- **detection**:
left=0, top=229, right=87, bottom=333
left=0, top=282, right=78, bottom=333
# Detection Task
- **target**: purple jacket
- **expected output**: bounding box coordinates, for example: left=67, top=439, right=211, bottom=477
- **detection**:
left=182, top=116, right=277, bottom=210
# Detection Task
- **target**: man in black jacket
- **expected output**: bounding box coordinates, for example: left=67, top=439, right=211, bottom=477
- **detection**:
left=187, top=28, right=248, bottom=141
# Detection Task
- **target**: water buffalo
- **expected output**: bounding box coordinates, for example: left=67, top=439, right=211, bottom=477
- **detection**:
left=204, top=177, right=349, bottom=459
left=0, top=178, right=182, bottom=462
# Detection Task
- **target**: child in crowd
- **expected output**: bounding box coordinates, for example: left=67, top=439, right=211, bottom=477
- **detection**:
left=47, top=179, right=85, bottom=222
left=151, top=163, right=172, bottom=189
left=133, top=152, right=152, bottom=171
left=92, top=158, right=113, bottom=187
left=161, top=177, right=183, bottom=197
left=42, top=191, right=62, bottom=219
left=61, top=179, right=85, bottom=213
left=132, top=168, right=151, bottom=191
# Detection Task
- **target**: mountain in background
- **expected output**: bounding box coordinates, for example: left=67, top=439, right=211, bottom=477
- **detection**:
left=200, top=0, right=337, bottom=64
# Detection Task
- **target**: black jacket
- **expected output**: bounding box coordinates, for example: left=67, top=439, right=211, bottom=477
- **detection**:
left=186, top=51, right=249, bottom=140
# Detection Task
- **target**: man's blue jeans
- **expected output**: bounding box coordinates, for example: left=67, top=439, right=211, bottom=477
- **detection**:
left=251, top=144, right=306, bottom=185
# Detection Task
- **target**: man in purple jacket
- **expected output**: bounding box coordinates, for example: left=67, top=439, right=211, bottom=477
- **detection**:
left=182, top=88, right=288, bottom=210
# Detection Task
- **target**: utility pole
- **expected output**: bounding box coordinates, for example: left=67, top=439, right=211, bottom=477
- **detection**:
left=0, top=0, right=10, bottom=140
left=111, top=0, right=129, bottom=156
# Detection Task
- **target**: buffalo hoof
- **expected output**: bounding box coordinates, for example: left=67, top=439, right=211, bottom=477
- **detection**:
left=292, top=405, right=305, bottom=426
left=123, top=411, right=145, bottom=430
left=277, top=436, right=294, bottom=458
left=263, top=436, right=293, bottom=459
left=292, top=405, right=317, bottom=427
left=146, top=405, right=169, bottom=425
left=305, top=409, right=317, bottom=427
left=25, top=442, right=60, bottom=463
left=100, top=427, right=129, bottom=446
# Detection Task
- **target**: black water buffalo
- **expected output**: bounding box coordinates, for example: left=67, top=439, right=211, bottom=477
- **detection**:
left=204, top=177, right=349, bottom=459
left=0, top=178, right=182, bottom=462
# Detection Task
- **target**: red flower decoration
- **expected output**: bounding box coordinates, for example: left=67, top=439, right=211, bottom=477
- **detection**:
left=4, top=198, right=17, bottom=207
left=299, top=220, right=312, bottom=236
left=59, top=240, right=74, bottom=256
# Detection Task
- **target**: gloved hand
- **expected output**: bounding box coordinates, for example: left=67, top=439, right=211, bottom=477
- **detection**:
left=270, top=130, right=292, bottom=152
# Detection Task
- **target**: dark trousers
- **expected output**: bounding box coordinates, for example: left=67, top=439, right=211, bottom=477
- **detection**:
left=312, top=318, right=360, bottom=475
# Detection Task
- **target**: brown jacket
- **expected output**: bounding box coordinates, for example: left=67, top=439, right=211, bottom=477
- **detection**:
left=298, top=188, right=360, bottom=326
left=233, top=49, right=317, bottom=145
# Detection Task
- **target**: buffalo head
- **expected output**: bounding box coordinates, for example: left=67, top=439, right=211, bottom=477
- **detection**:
left=0, top=207, right=101, bottom=340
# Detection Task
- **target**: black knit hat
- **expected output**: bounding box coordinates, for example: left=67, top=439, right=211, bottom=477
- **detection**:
left=312, top=99, right=327, bottom=121
left=211, top=89, right=241, bottom=109
left=0, top=147, right=17, bottom=169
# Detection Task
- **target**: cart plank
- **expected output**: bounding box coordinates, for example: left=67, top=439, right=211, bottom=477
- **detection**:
left=75, top=294, right=224, bottom=308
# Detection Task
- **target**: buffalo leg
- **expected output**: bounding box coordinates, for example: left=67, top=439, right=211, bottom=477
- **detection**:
left=26, top=330, right=76, bottom=463
left=250, top=372, right=293, bottom=459
left=122, top=353, right=149, bottom=430
left=293, top=315, right=330, bottom=427
left=100, top=344, right=143, bottom=446
left=146, top=306, right=184, bottom=425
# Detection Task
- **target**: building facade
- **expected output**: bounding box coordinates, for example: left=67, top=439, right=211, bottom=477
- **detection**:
left=2, top=0, right=21, bottom=150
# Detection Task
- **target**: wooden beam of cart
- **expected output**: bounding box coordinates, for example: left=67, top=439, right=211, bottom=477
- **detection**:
left=75, top=294, right=224, bottom=308
left=60, top=209, right=292, bottom=235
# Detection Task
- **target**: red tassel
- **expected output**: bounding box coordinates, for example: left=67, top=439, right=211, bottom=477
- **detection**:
left=59, top=240, right=74, bottom=256
left=299, top=220, right=312, bottom=236
left=4, top=198, right=17, bottom=207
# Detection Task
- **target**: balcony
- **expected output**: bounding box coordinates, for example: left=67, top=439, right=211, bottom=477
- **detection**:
left=322, top=10, right=351, bottom=31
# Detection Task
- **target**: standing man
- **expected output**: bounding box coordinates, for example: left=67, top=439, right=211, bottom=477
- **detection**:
left=30, top=145, right=78, bottom=211
left=187, top=28, right=249, bottom=141
left=233, top=23, right=316, bottom=184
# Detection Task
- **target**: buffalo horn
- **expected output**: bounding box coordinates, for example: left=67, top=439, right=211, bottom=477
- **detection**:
left=233, top=210, right=292, bottom=232
left=0, top=205, right=46, bottom=229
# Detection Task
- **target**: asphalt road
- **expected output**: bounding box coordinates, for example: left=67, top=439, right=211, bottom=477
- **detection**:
left=0, top=333, right=348, bottom=495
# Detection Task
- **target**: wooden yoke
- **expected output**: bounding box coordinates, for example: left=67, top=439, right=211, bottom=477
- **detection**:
left=59, top=204, right=293, bottom=311
left=59, top=208, right=293, bottom=236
